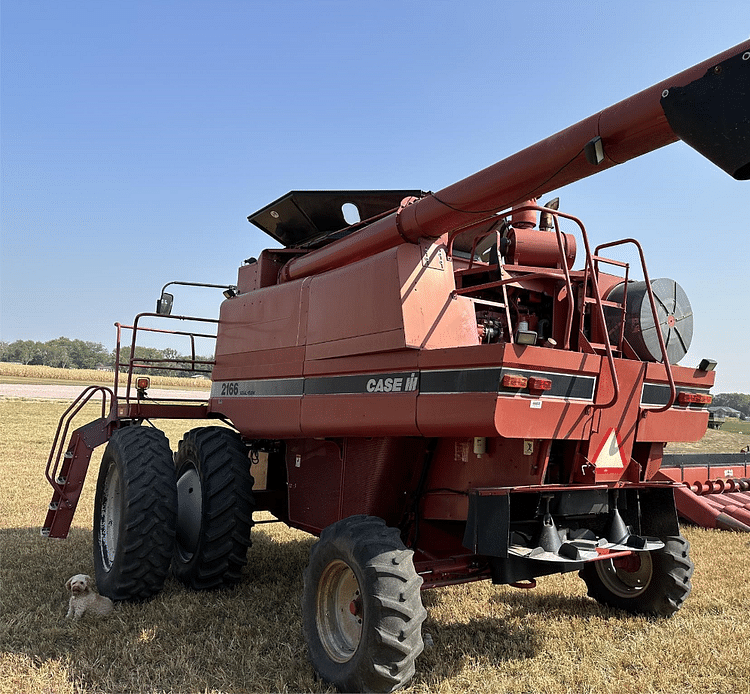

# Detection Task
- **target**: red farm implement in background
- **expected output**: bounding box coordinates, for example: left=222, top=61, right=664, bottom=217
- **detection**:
left=658, top=451, right=750, bottom=531
left=43, top=41, right=749, bottom=693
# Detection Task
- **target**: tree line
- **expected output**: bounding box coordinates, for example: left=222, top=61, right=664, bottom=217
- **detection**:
left=0, top=337, right=213, bottom=378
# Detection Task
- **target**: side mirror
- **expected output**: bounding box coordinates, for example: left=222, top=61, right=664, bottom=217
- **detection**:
left=156, top=292, right=174, bottom=315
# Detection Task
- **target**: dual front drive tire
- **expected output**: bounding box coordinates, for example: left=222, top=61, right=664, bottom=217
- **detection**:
left=93, top=426, right=254, bottom=600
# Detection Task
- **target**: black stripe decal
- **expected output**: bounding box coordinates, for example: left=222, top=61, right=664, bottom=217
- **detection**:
left=420, top=368, right=500, bottom=394
left=212, top=368, right=595, bottom=400
left=420, top=368, right=596, bottom=400
left=641, top=383, right=711, bottom=407
left=211, top=378, right=303, bottom=398
left=306, top=372, right=420, bottom=395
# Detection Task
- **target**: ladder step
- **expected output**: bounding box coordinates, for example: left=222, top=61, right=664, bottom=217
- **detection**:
left=469, top=297, right=507, bottom=309
left=582, top=296, right=622, bottom=309
left=591, top=255, right=629, bottom=269
left=586, top=342, right=621, bottom=354
left=43, top=416, right=113, bottom=539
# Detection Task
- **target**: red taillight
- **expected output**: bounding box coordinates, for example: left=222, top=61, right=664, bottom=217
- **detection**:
left=678, top=391, right=712, bottom=405
left=502, top=374, right=528, bottom=389
left=528, top=377, right=552, bottom=392
left=136, top=377, right=151, bottom=391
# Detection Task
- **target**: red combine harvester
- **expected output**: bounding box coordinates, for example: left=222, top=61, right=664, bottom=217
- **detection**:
left=44, top=42, right=749, bottom=692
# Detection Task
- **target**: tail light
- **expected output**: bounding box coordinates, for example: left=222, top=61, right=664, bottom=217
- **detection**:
left=502, top=374, right=528, bottom=389
left=528, top=377, right=552, bottom=392
left=677, top=391, right=712, bottom=405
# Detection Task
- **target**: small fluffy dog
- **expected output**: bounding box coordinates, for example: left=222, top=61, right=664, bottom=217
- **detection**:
left=65, top=574, right=113, bottom=620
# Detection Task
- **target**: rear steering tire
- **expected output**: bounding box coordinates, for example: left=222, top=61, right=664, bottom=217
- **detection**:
left=172, top=426, right=255, bottom=590
left=302, top=515, right=427, bottom=693
left=579, top=535, right=694, bottom=617
left=93, top=426, right=177, bottom=601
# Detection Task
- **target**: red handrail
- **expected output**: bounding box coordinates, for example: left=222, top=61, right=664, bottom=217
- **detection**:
left=113, top=313, right=219, bottom=408
left=45, top=385, right=114, bottom=500
left=595, top=238, right=677, bottom=413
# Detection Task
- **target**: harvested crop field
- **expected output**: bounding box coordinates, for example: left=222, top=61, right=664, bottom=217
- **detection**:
left=0, top=363, right=212, bottom=390
left=1, top=396, right=749, bottom=694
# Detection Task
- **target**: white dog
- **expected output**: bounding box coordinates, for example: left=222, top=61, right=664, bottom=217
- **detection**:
left=65, top=574, right=113, bottom=620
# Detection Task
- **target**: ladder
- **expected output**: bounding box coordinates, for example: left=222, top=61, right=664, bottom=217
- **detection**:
left=42, top=386, right=117, bottom=539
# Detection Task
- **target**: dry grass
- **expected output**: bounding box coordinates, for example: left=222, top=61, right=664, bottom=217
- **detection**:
left=1, top=399, right=749, bottom=694
left=666, top=426, right=749, bottom=454
left=0, top=363, right=210, bottom=390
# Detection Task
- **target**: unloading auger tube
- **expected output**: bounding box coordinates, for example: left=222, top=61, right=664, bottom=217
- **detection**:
left=279, top=40, right=749, bottom=283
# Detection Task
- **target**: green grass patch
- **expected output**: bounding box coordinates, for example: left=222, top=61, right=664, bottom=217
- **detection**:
left=721, top=418, right=750, bottom=435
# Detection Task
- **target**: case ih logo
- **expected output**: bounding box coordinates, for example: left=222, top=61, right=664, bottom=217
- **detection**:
left=366, top=373, right=419, bottom=393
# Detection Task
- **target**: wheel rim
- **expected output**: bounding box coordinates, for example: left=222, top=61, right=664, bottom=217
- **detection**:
left=595, top=552, right=653, bottom=598
left=176, top=465, right=202, bottom=560
left=99, top=462, right=122, bottom=571
left=316, top=559, right=363, bottom=663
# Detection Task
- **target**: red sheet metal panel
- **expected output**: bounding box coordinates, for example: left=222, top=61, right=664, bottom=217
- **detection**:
left=636, top=408, right=710, bottom=443
left=301, top=393, right=420, bottom=437
left=658, top=465, right=709, bottom=486
left=212, top=278, right=308, bottom=381
left=709, top=464, right=747, bottom=479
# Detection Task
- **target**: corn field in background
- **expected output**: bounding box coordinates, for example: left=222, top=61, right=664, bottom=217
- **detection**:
left=0, top=362, right=210, bottom=389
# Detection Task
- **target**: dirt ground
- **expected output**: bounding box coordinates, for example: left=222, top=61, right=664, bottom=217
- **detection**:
left=0, top=382, right=208, bottom=401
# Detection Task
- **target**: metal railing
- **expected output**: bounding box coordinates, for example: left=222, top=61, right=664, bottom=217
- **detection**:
left=113, top=313, right=219, bottom=408
left=447, top=204, right=679, bottom=412
left=447, top=204, right=621, bottom=410
left=44, top=385, right=114, bottom=503
left=594, top=238, right=677, bottom=412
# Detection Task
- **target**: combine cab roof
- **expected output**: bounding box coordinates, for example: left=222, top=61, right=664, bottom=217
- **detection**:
left=247, top=190, right=424, bottom=249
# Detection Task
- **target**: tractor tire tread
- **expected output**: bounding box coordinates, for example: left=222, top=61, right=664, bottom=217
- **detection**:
left=303, top=515, right=427, bottom=693
left=94, top=426, right=176, bottom=602
left=172, top=427, right=254, bottom=590
left=580, top=534, right=693, bottom=617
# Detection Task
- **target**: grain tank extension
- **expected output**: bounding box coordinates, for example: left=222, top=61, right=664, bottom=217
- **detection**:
left=43, top=42, right=750, bottom=693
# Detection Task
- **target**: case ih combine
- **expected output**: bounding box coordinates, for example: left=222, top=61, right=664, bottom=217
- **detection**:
left=44, top=42, right=748, bottom=692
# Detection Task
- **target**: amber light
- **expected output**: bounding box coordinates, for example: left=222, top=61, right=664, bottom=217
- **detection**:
left=502, top=374, right=528, bottom=389
left=528, top=377, right=552, bottom=392
left=678, top=392, right=712, bottom=405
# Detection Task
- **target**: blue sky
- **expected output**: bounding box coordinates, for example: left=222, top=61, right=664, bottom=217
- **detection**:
left=1, top=1, right=748, bottom=393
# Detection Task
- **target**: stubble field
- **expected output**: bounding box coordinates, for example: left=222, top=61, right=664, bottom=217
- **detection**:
left=1, top=384, right=749, bottom=694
